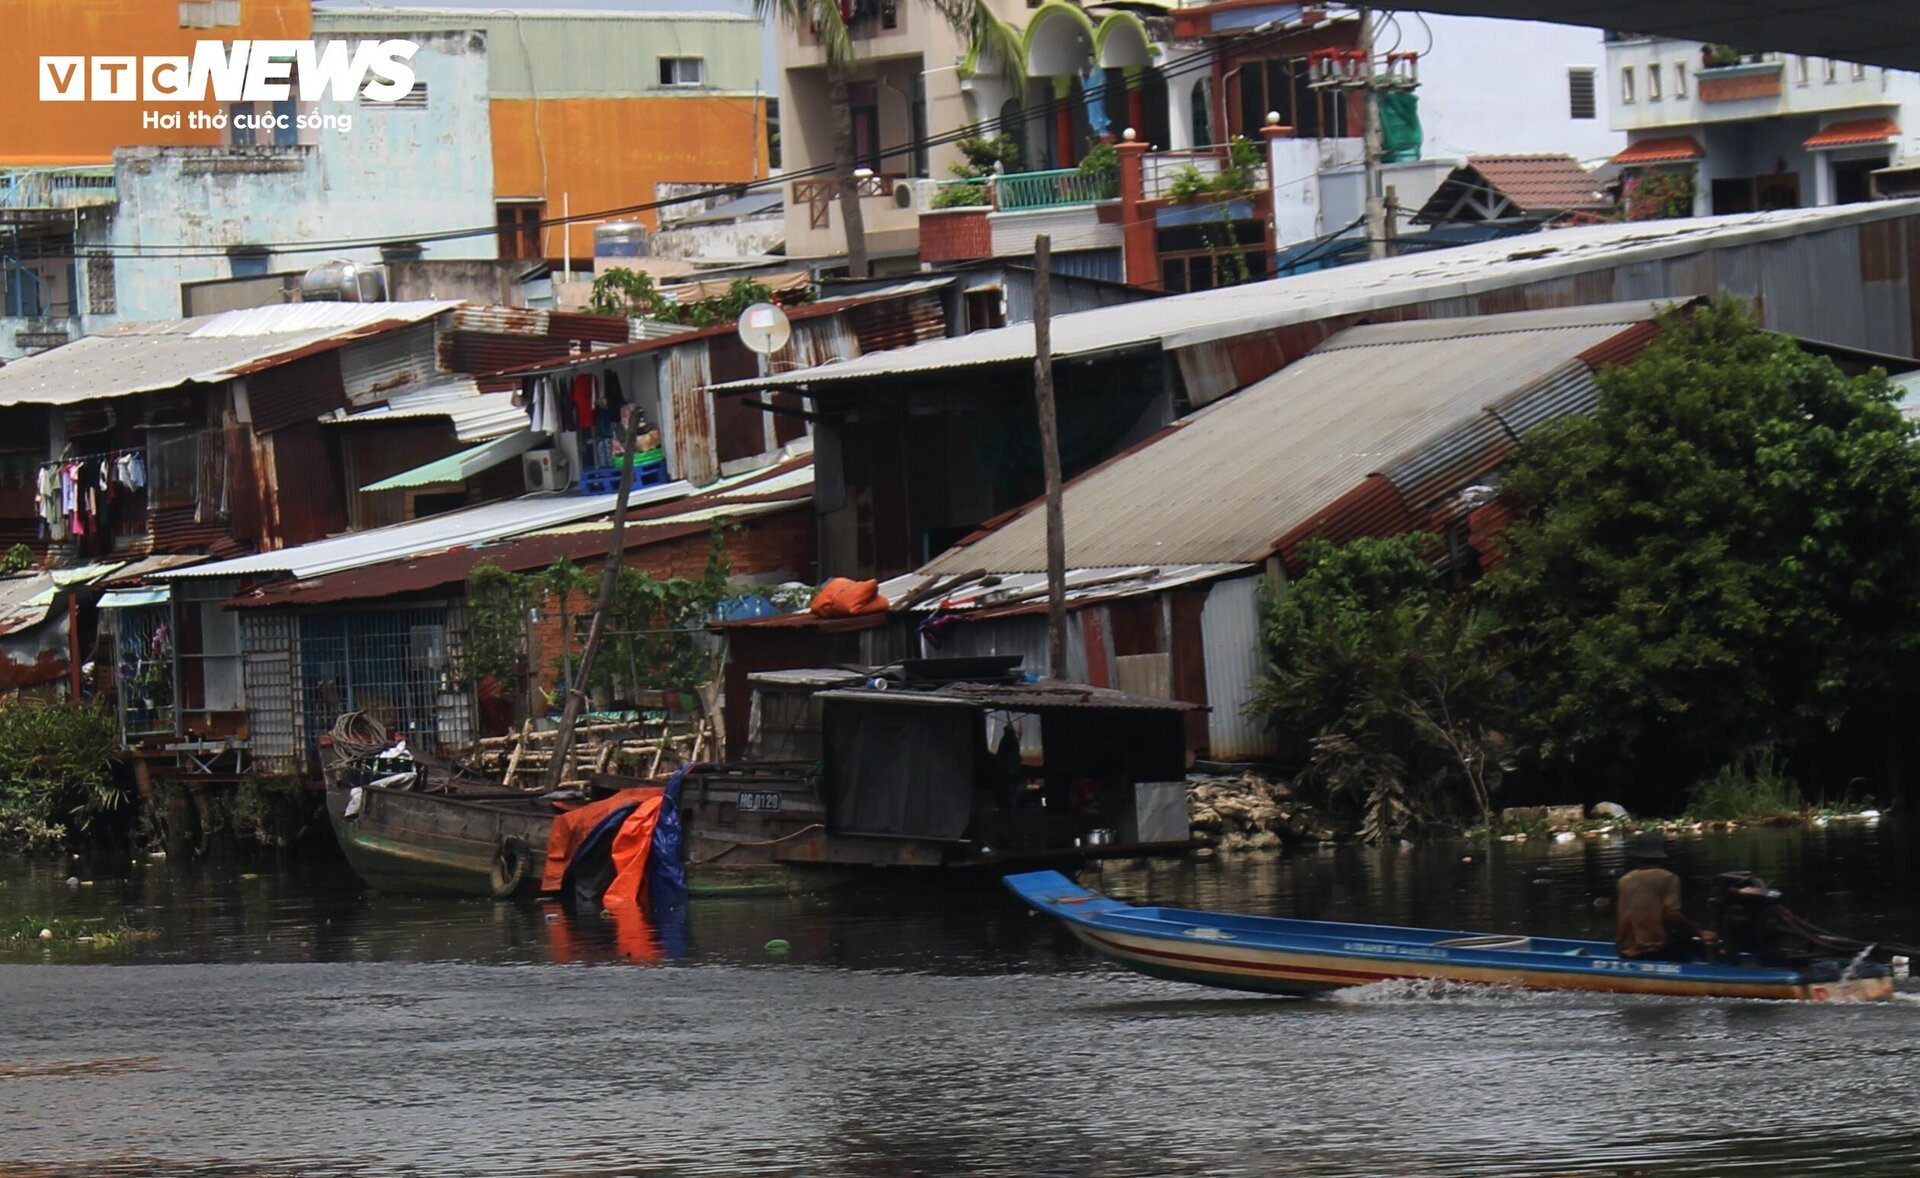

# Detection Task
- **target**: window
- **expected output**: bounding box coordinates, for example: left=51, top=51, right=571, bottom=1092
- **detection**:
left=879, top=0, right=897, bottom=29
left=1825, top=58, right=1838, bottom=83
left=1647, top=64, right=1662, bottom=100
left=227, top=246, right=271, bottom=278
left=86, top=252, right=115, bottom=315
left=1795, top=55, right=1809, bottom=85
left=1190, top=77, right=1211, bottom=145
left=1567, top=67, right=1596, bottom=119
left=1853, top=62, right=1868, bottom=81
left=1673, top=62, right=1688, bottom=97
left=765, top=97, right=781, bottom=169
left=849, top=81, right=881, bottom=173
left=1620, top=66, right=1635, bottom=104
left=658, top=57, right=705, bottom=87
left=909, top=73, right=928, bottom=177
left=496, top=202, right=543, bottom=260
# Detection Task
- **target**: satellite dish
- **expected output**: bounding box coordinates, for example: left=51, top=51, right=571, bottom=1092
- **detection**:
left=736, top=301, right=791, bottom=356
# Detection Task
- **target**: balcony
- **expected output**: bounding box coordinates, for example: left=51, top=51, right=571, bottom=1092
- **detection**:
left=996, top=168, right=1118, bottom=212
left=0, top=167, right=117, bottom=215
left=1698, top=57, right=1783, bottom=103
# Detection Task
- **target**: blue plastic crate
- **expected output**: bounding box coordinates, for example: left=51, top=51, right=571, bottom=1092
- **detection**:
left=579, top=460, right=669, bottom=495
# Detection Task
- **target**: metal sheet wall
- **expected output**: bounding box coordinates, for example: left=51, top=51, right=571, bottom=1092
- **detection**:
left=662, top=343, right=718, bottom=486
left=247, top=351, right=348, bottom=434
left=340, top=323, right=440, bottom=406
left=847, top=293, right=948, bottom=354
left=241, top=612, right=301, bottom=772
left=1198, top=575, right=1275, bottom=759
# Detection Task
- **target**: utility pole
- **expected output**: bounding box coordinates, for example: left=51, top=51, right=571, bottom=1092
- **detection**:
left=1032, top=234, right=1067, bottom=681
left=1359, top=7, right=1388, bottom=261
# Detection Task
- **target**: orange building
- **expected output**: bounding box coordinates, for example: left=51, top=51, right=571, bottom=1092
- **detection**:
left=312, top=3, right=769, bottom=261
left=3, top=0, right=314, bottom=165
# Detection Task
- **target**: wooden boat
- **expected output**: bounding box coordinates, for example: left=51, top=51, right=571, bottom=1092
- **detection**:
left=325, top=782, right=554, bottom=898
left=1006, top=871, right=1896, bottom=1002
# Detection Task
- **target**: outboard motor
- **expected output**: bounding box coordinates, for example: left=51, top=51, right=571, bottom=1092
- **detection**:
left=1709, top=871, right=1798, bottom=965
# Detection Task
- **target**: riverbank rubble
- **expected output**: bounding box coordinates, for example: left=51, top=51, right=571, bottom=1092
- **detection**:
left=1187, top=771, right=1340, bottom=851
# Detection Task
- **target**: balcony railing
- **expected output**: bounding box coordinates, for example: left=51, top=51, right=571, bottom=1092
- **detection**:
left=0, top=167, right=116, bottom=211
left=1143, top=150, right=1227, bottom=201
left=995, top=168, right=1117, bottom=212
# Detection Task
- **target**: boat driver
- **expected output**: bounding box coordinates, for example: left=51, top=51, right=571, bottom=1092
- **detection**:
left=1615, top=832, right=1715, bottom=962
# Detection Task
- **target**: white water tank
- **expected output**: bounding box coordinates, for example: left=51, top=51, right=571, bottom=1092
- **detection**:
left=595, top=221, right=649, bottom=259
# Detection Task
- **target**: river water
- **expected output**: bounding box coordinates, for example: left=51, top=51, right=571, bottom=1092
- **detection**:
left=4, top=821, right=1919, bottom=1176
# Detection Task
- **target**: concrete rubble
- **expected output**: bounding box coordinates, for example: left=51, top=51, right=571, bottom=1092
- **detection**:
left=1187, top=771, right=1339, bottom=851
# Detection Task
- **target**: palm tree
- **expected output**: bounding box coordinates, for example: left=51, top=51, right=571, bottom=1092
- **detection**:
left=758, top=0, right=1024, bottom=278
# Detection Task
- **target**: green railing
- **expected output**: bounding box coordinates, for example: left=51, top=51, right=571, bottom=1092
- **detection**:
left=995, top=168, right=1117, bottom=212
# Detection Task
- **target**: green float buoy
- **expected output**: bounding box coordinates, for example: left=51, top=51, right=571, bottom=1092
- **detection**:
left=764, top=938, right=790, bottom=955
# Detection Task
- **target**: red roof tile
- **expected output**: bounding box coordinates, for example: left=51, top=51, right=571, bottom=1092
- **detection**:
left=1612, top=136, right=1707, bottom=166
left=1463, top=154, right=1611, bottom=213
left=1805, top=117, right=1900, bottom=149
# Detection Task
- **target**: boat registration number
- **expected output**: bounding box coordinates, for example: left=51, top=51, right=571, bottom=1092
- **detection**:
left=737, top=790, right=782, bottom=812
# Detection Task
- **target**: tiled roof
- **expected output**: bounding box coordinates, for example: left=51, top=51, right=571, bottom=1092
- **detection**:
left=1465, top=154, right=1610, bottom=213
left=1612, top=136, right=1707, bottom=166
left=1805, top=117, right=1901, bottom=150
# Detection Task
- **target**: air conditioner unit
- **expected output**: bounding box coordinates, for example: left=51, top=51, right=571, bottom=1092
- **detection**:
left=894, top=178, right=942, bottom=212
left=522, top=448, right=571, bottom=492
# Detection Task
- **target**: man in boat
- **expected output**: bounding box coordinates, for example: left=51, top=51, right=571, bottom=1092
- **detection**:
left=1616, top=832, right=1715, bottom=962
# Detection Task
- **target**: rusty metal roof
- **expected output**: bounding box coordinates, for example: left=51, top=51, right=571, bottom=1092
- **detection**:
left=815, top=680, right=1201, bottom=713
left=0, top=302, right=459, bottom=408
left=0, top=563, right=124, bottom=636
left=213, top=456, right=814, bottom=606
left=919, top=303, right=1668, bottom=574
left=324, top=378, right=527, bottom=442
left=714, top=203, right=1920, bottom=392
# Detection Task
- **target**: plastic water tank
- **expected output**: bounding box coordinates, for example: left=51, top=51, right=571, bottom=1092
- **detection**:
left=595, top=221, right=649, bottom=259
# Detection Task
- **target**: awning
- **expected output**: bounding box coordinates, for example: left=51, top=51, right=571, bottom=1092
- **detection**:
left=98, top=587, right=170, bottom=610
left=1611, top=136, right=1707, bottom=166
left=360, top=430, right=545, bottom=492
left=1805, top=117, right=1901, bottom=150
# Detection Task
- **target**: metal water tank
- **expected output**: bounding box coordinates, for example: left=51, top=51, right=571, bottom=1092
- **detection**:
left=594, top=221, right=649, bottom=259
left=300, top=260, right=387, bottom=302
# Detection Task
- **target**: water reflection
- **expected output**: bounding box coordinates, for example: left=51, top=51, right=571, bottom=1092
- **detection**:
left=2, top=822, right=1918, bottom=1176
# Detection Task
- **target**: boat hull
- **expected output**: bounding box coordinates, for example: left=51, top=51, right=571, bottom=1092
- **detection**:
left=326, top=785, right=553, bottom=897
left=1007, top=871, right=1894, bottom=1003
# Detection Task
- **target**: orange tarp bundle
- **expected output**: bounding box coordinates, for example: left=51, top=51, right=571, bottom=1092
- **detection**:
left=809, top=576, right=890, bottom=618
left=540, top=786, right=663, bottom=894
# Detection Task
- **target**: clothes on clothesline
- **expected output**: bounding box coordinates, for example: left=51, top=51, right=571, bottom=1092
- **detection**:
left=36, top=449, right=147, bottom=542
left=518, top=370, right=652, bottom=478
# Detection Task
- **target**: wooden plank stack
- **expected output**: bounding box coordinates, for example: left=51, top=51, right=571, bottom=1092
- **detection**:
left=474, top=718, right=712, bottom=789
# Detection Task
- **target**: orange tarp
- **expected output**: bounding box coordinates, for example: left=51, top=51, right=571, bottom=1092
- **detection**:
left=540, top=786, right=663, bottom=894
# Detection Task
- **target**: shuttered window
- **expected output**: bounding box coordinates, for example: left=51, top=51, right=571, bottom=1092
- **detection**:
left=1568, top=68, right=1597, bottom=119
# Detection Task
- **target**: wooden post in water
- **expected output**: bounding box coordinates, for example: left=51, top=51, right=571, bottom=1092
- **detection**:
left=1032, top=234, right=1068, bottom=681
left=545, top=405, right=646, bottom=788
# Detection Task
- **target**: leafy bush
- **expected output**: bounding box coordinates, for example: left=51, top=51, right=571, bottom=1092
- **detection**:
left=1489, top=299, right=1920, bottom=791
left=0, top=703, right=123, bottom=852
left=955, top=134, right=1022, bottom=175
left=930, top=182, right=990, bottom=209
left=1077, top=142, right=1118, bottom=183
left=1169, top=136, right=1262, bottom=203
left=1686, top=749, right=1806, bottom=822
left=1255, top=536, right=1514, bottom=840
left=1623, top=171, right=1695, bottom=220
left=589, top=270, right=806, bottom=326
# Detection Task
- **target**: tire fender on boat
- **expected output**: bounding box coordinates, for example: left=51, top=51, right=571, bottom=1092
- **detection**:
left=490, top=837, right=534, bottom=899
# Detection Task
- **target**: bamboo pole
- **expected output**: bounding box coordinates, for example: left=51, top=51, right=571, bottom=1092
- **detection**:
left=1032, top=234, right=1067, bottom=681
left=545, top=405, right=646, bottom=789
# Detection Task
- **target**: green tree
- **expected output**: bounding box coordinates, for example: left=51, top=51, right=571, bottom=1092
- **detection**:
left=1488, top=299, right=1920, bottom=792
left=1254, top=535, right=1514, bottom=839
left=755, top=0, right=1023, bottom=278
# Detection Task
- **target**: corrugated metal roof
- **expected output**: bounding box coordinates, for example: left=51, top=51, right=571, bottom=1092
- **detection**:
left=815, top=681, right=1200, bottom=713
left=359, top=430, right=544, bottom=491
left=0, top=302, right=459, bottom=408
left=159, top=482, right=697, bottom=582
left=717, top=203, right=1920, bottom=392
left=327, top=378, right=528, bottom=442
left=225, top=458, right=815, bottom=607
left=876, top=564, right=1246, bottom=614
left=919, top=303, right=1666, bottom=573
left=0, top=563, right=124, bottom=635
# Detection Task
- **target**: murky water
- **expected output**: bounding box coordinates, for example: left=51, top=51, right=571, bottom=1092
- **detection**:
left=4, top=822, right=1919, bottom=1176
